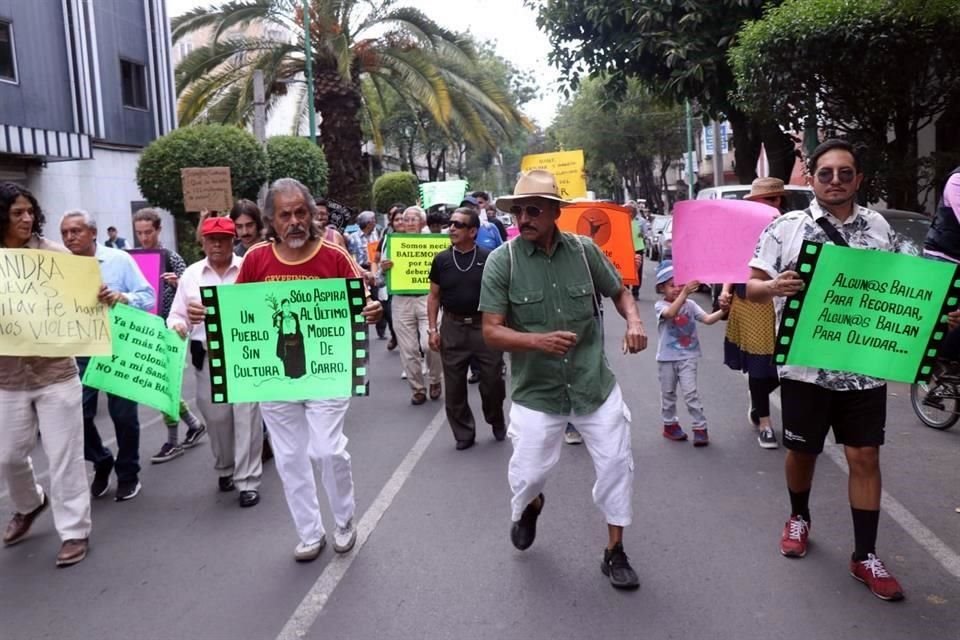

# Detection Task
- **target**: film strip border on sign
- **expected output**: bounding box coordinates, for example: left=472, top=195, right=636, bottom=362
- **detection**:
left=773, top=240, right=821, bottom=366
left=915, top=263, right=960, bottom=384
left=346, top=278, right=370, bottom=397
left=200, top=285, right=230, bottom=403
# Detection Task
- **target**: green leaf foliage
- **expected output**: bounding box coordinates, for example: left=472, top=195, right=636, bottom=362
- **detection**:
left=266, top=135, right=329, bottom=197
left=372, top=172, right=420, bottom=214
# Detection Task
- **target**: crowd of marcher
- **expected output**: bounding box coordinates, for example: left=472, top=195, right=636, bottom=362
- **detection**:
left=7, top=138, right=959, bottom=603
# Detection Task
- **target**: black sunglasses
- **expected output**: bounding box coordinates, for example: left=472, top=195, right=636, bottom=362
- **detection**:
left=449, top=220, right=474, bottom=229
left=509, top=205, right=543, bottom=218
left=815, top=167, right=856, bottom=185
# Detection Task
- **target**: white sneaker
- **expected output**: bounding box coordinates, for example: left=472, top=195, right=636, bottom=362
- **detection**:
left=294, top=536, right=326, bottom=562
left=333, top=519, right=357, bottom=553
left=401, top=370, right=407, bottom=380
left=564, top=425, right=583, bottom=445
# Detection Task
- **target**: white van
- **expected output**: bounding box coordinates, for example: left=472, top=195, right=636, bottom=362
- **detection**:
left=696, top=184, right=814, bottom=212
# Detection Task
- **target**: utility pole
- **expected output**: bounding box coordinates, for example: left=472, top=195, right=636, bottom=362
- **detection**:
left=253, top=70, right=266, bottom=147
left=303, top=0, right=317, bottom=143
left=685, top=101, right=694, bottom=199
left=712, top=120, right=724, bottom=187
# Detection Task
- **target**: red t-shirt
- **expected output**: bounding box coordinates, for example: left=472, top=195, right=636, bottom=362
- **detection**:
left=236, top=239, right=364, bottom=283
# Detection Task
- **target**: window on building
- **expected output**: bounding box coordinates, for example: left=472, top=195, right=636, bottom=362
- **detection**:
left=177, top=41, right=193, bottom=59
left=120, top=59, right=147, bottom=109
left=0, top=21, right=17, bottom=83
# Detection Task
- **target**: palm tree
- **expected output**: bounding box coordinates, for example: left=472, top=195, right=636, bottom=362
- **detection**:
left=172, top=0, right=530, bottom=208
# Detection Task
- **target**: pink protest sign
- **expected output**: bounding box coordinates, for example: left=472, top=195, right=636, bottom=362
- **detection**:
left=671, top=199, right=778, bottom=284
left=507, top=225, right=520, bottom=239
left=128, top=249, right=163, bottom=315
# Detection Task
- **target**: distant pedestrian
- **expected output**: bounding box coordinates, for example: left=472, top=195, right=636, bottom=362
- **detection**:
left=229, top=199, right=264, bottom=257
left=654, top=261, right=724, bottom=446
left=104, top=225, right=127, bottom=249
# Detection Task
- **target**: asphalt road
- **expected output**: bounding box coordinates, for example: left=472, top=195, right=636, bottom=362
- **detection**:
left=1, top=260, right=959, bottom=640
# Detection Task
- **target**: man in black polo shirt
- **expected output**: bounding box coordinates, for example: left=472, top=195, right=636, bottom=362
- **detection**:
left=427, top=207, right=507, bottom=450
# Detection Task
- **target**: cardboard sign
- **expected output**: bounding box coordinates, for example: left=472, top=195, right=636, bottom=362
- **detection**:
left=0, top=249, right=111, bottom=356
left=181, top=167, right=233, bottom=212
left=557, top=202, right=639, bottom=286
left=419, top=180, right=468, bottom=210
left=82, top=304, right=186, bottom=416
left=774, top=241, right=960, bottom=383
left=520, top=150, right=587, bottom=199
left=384, top=233, right=450, bottom=295
left=672, top=199, right=778, bottom=284
left=128, top=249, right=163, bottom=315
left=201, top=278, right=369, bottom=402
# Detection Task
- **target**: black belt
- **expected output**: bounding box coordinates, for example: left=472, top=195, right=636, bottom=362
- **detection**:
left=446, top=311, right=482, bottom=324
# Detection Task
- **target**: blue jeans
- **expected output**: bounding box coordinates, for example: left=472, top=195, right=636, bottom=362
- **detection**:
left=77, top=357, right=141, bottom=484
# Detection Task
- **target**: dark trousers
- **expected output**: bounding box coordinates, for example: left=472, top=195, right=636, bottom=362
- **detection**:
left=440, top=318, right=506, bottom=442
left=77, top=357, right=141, bottom=484
left=382, top=294, right=395, bottom=339
left=748, top=375, right=780, bottom=419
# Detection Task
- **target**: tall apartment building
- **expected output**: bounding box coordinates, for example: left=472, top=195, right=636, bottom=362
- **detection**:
left=0, top=0, right=177, bottom=247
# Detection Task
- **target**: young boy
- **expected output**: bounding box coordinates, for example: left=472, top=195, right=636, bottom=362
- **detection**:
left=654, top=261, right=724, bottom=446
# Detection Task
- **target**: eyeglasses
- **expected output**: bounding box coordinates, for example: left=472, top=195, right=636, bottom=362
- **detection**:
left=509, top=205, right=543, bottom=218
left=449, top=220, right=473, bottom=229
left=815, top=167, right=857, bottom=185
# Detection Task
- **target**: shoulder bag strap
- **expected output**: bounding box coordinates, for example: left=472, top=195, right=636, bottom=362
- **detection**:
left=808, top=207, right=849, bottom=247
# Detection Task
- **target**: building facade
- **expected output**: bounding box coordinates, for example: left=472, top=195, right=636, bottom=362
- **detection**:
left=0, top=0, right=177, bottom=247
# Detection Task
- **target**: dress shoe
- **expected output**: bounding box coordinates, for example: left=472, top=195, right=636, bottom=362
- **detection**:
left=239, top=490, right=260, bottom=508
left=429, top=382, right=442, bottom=400
left=510, top=493, right=544, bottom=551
left=411, top=391, right=427, bottom=405
left=492, top=424, right=507, bottom=441
left=3, top=493, right=48, bottom=546
left=219, top=476, right=235, bottom=492
left=455, top=439, right=475, bottom=451
left=56, top=538, right=89, bottom=567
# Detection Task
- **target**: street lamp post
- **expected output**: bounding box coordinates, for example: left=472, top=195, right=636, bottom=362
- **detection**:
left=303, top=0, right=317, bottom=144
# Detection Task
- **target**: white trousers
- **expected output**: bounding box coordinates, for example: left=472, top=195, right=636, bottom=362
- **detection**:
left=194, top=357, right=263, bottom=491
left=261, top=398, right=355, bottom=545
left=508, top=384, right=634, bottom=527
left=0, top=378, right=92, bottom=541
left=392, top=295, right=442, bottom=392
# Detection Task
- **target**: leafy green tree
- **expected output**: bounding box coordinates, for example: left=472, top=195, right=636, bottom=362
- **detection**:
left=730, top=0, right=960, bottom=209
left=173, top=0, right=527, bottom=208
left=372, top=171, right=419, bottom=213
left=266, top=135, right=328, bottom=196
left=529, top=0, right=795, bottom=185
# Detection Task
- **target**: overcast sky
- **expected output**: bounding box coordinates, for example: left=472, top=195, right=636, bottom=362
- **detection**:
left=165, top=0, right=562, bottom=127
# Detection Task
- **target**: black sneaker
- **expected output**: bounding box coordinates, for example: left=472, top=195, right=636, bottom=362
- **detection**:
left=601, top=543, right=640, bottom=590
left=90, top=460, right=114, bottom=498
left=115, top=480, right=142, bottom=502
left=218, top=476, right=235, bottom=492
left=182, top=424, right=207, bottom=449
left=151, top=442, right=184, bottom=464
left=510, top=493, right=544, bottom=550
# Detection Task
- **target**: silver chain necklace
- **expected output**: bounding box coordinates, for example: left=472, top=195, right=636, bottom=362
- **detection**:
left=451, top=246, right=478, bottom=272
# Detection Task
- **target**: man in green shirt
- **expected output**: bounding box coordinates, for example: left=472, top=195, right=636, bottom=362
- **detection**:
left=479, top=170, right=648, bottom=590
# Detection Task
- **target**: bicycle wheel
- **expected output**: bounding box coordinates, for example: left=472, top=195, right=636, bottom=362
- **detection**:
left=910, top=380, right=959, bottom=430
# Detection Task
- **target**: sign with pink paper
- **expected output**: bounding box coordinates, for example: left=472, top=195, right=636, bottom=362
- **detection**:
left=671, top=199, right=778, bottom=284
left=507, top=226, right=520, bottom=239
left=129, top=249, right=162, bottom=315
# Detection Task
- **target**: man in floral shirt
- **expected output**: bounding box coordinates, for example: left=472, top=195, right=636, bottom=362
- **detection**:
left=746, top=139, right=905, bottom=602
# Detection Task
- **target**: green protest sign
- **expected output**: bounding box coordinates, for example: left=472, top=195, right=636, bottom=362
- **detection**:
left=201, top=278, right=369, bottom=403
left=419, top=180, right=468, bottom=210
left=385, top=233, right=450, bottom=295
left=81, top=303, right=186, bottom=416
left=774, top=241, right=960, bottom=383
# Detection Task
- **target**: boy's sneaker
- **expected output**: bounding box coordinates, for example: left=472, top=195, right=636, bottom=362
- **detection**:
left=757, top=427, right=779, bottom=449
left=182, top=424, right=207, bottom=449
left=601, top=543, right=640, bottom=590
left=333, top=519, right=357, bottom=553
left=564, top=424, right=583, bottom=445
left=780, top=515, right=810, bottom=558
left=662, top=423, right=687, bottom=441
left=151, top=442, right=184, bottom=464
left=850, top=553, right=905, bottom=601
left=692, top=428, right=709, bottom=447
left=294, top=536, right=326, bottom=562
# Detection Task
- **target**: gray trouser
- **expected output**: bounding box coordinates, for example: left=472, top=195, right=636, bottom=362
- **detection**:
left=658, top=358, right=707, bottom=428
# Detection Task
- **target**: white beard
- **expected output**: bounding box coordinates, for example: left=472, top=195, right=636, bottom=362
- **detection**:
left=285, top=235, right=307, bottom=249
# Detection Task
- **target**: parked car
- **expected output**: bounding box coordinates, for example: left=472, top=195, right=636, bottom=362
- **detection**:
left=646, top=215, right=671, bottom=260
left=879, top=208, right=930, bottom=253
left=696, top=184, right=815, bottom=212
left=657, top=217, right=673, bottom=261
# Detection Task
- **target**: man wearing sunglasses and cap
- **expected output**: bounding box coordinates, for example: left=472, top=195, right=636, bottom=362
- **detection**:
left=478, top=169, right=648, bottom=590
left=747, top=139, right=909, bottom=602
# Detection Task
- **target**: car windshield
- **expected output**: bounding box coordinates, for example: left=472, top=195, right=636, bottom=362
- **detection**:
left=651, top=217, right=670, bottom=232
left=886, top=215, right=929, bottom=248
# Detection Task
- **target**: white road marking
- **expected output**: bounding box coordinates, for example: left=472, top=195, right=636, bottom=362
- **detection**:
left=275, top=406, right=448, bottom=640
left=770, top=394, right=960, bottom=579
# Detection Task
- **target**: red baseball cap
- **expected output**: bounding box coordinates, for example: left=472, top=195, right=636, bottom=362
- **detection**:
left=200, top=216, right=236, bottom=237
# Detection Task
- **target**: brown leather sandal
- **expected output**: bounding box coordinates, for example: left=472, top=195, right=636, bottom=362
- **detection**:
left=411, top=391, right=427, bottom=405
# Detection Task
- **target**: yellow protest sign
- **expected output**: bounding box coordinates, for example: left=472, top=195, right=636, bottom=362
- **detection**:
left=0, top=249, right=111, bottom=356
left=385, top=233, right=450, bottom=295
left=520, top=150, right=587, bottom=199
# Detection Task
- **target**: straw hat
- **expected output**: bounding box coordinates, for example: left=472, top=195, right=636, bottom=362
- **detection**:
left=495, top=170, right=570, bottom=213
left=744, top=177, right=787, bottom=201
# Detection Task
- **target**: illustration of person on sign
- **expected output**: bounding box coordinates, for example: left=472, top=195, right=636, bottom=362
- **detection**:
left=273, top=298, right=305, bottom=378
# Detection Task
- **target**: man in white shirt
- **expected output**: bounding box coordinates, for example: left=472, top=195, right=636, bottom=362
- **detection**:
left=167, top=217, right=263, bottom=508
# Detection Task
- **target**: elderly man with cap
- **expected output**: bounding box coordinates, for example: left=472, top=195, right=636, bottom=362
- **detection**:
left=167, top=216, right=264, bottom=508
left=478, top=169, right=648, bottom=590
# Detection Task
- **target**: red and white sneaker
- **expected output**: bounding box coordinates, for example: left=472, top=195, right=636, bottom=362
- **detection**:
left=850, top=553, right=905, bottom=601
left=662, top=423, right=688, bottom=441
left=779, top=515, right=810, bottom=558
